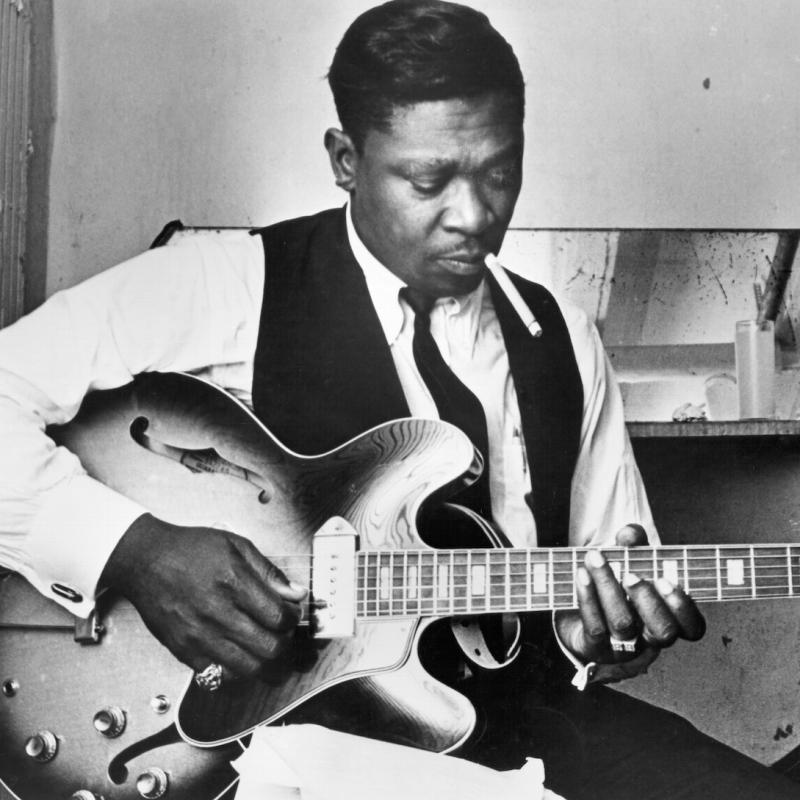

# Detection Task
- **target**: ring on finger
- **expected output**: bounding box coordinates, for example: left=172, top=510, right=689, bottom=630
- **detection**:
left=609, top=635, right=638, bottom=653
left=194, top=662, right=224, bottom=692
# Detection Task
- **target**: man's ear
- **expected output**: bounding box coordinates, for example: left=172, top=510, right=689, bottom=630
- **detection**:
left=324, top=128, right=358, bottom=192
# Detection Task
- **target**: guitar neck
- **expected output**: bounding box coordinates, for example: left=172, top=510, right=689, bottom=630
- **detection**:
left=356, top=544, right=800, bottom=620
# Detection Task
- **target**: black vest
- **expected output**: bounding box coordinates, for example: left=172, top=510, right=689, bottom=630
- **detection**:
left=251, top=208, right=583, bottom=547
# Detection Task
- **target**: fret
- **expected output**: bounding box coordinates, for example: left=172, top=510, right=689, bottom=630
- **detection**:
left=437, top=558, right=450, bottom=609
left=489, top=550, right=507, bottom=611
left=661, top=558, right=679, bottom=587
left=379, top=553, right=392, bottom=616
left=430, top=551, right=437, bottom=616
left=393, top=551, right=402, bottom=614
left=452, top=550, right=470, bottom=615
left=361, top=551, right=370, bottom=618
left=466, top=550, right=473, bottom=614
left=402, top=551, right=408, bottom=616
left=683, top=548, right=720, bottom=602
left=683, top=548, right=690, bottom=594
left=505, top=550, right=511, bottom=611
left=624, top=548, right=649, bottom=584
left=571, top=548, right=578, bottom=609
left=388, top=551, right=394, bottom=616
left=656, top=547, right=684, bottom=589
left=525, top=548, right=532, bottom=611
left=527, top=550, right=550, bottom=610
left=601, top=547, right=625, bottom=582
left=715, top=546, right=722, bottom=601
left=753, top=545, right=791, bottom=599
left=508, top=550, right=528, bottom=611
left=532, top=561, right=547, bottom=595
left=552, top=549, right=574, bottom=610
left=373, top=551, right=381, bottom=616
left=367, top=551, right=378, bottom=618
left=406, top=551, right=419, bottom=616
left=449, top=550, right=455, bottom=615
left=420, top=550, right=435, bottom=616
left=484, top=550, right=491, bottom=611
left=749, top=547, right=756, bottom=599
left=718, top=547, right=752, bottom=601
left=793, top=547, right=800, bottom=599
left=548, top=549, right=554, bottom=610
left=788, top=546, right=794, bottom=596
left=652, top=548, right=658, bottom=583
left=357, top=552, right=364, bottom=617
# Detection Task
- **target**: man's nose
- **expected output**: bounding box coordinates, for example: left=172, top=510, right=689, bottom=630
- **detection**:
left=441, top=178, right=492, bottom=235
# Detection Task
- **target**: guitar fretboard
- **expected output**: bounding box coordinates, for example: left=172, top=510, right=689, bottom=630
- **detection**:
left=355, top=545, right=800, bottom=619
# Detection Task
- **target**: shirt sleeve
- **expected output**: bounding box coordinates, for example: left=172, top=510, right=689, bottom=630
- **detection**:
left=0, top=233, right=264, bottom=616
left=560, top=300, right=659, bottom=548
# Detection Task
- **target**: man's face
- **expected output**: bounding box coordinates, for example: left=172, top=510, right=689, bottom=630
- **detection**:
left=343, top=93, right=523, bottom=298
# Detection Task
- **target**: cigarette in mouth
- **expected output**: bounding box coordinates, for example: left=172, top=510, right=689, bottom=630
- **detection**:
left=484, top=253, right=543, bottom=338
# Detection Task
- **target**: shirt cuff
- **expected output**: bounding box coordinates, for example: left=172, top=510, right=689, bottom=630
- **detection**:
left=22, top=474, right=146, bottom=618
left=550, top=612, right=660, bottom=689
left=551, top=612, right=598, bottom=690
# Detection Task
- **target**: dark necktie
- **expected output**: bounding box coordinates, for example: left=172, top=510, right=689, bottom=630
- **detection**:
left=400, top=287, right=492, bottom=520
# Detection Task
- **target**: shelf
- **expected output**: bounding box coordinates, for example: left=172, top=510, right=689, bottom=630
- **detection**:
left=627, top=420, right=800, bottom=438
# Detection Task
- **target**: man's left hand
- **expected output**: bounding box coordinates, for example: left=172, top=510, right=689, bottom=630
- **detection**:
left=554, top=524, right=706, bottom=670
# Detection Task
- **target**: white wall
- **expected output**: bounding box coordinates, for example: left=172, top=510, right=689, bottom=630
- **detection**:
left=47, top=0, right=800, bottom=294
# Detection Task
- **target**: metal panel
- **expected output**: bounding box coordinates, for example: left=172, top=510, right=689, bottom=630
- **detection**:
left=0, top=0, right=30, bottom=328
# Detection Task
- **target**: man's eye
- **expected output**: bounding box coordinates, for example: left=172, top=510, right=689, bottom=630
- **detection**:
left=411, top=178, right=445, bottom=195
left=485, top=165, right=520, bottom=189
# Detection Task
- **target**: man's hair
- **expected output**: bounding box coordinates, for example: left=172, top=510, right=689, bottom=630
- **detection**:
left=328, top=0, right=525, bottom=151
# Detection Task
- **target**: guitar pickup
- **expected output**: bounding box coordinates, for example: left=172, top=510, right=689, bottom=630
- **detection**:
left=311, top=517, right=358, bottom=638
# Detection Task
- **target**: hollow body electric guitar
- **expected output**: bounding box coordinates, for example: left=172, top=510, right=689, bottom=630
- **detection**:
left=2, top=372, right=800, bottom=800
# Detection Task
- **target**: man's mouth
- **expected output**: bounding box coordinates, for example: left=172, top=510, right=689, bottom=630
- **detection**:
left=436, top=250, right=488, bottom=270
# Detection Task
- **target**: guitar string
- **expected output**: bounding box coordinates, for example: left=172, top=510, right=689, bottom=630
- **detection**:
left=272, top=547, right=800, bottom=565
left=283, top=548, right=800, bottom=618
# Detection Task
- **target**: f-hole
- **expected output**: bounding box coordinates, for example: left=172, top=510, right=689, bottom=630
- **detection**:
left=128, top=416, right=274, bottom=502
left=107, top=723, right=181, bottom=784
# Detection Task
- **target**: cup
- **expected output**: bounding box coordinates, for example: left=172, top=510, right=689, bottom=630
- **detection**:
left=735, top=319, right=775, bottom=419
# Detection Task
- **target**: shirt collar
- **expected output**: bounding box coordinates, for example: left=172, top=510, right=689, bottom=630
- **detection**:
left=345, top=203, right=487, bottom=344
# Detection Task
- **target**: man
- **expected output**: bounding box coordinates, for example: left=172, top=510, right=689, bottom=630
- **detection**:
left=0, top=1, right=796, bottom=798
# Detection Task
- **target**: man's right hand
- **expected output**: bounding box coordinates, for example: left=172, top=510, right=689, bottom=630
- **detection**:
left=99, top=513, right=307, bottom=680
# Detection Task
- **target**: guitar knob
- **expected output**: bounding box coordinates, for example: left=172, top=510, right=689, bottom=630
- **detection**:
left=136, top=767, right=169, bottom=799
left=93, top=705, right=126, bottom=737
left=24, top=729, right=58, bottom=762
left=71, top=791, right=100, bottom=800
left=150, top=694, right=171, bottom=714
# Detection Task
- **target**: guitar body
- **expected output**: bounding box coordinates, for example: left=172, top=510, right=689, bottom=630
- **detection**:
left=0, top=574, right=240, bottom=800
left=0, top=372, right=486, bottom=800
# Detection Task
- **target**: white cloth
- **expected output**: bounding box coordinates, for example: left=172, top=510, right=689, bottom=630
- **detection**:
left=232, top=724, right=565, bottom=800
left=0, top=211, right=656, bottom=616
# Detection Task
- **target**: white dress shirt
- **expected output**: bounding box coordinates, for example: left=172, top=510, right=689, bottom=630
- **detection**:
left=0, top=210, right=656, bottom=618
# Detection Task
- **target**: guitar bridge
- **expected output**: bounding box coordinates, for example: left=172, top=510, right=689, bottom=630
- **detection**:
left=311, top=517, right=358, bottom=638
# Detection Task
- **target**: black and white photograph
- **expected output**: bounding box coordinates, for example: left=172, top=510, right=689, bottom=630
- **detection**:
left=1, top=2, right=800, bottom=798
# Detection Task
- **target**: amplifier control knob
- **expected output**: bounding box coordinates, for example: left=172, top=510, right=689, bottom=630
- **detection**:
left=137, top=767, right=169, bottom=799
left=93, top=706, right=126, bottom=737
left=71, top=791, right=100, bottom=800
left=24, top=730, right=58, bottom=762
